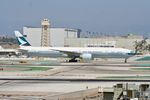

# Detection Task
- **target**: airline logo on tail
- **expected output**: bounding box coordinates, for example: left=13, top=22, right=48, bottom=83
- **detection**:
left=14, top=31, right=31, bottom=46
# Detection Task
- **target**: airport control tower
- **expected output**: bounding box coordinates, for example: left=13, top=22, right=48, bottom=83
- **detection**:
left=41, top=18, right=50, bottom=47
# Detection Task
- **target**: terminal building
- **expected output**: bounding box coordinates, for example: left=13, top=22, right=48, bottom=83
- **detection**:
left=65, top=34, right=145, bottom=50
left=23, top=19, right=149, bottom=50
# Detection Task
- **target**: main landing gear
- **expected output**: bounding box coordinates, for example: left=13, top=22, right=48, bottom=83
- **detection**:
left=69, top=58, right=78, bottom=62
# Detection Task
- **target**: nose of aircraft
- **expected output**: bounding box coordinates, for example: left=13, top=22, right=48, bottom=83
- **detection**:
left=127, top=50, right=136, bottom=55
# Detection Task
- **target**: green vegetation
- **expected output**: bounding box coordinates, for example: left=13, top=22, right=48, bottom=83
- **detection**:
left=26, top=66, right=51, bottom=71
left=99, top=76, right=150, bottom=79
left=0, top=36, right=17, bottom=45
left=134, top=39, right=150, bottom=54
left=133, top=64, right=150, bottom=67
left=32, top=60, right=59, bottom=66
left=0, top=66, right=52, bottom=71
left=136, top=56, right=150, bottom=61
left=131, top=68, right=150, bottom=71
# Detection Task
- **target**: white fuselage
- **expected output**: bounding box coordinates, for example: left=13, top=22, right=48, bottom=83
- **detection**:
left=19, top=46, right=134, bottom=59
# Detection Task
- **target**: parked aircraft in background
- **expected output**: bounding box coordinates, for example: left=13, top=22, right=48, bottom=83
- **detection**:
left=0, top=46, right=19, bottom=57
left=15, top=31, right=135, bottom=63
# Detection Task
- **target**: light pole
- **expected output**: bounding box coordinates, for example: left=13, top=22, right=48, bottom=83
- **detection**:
left=145, top=92, right=149, bottom=100
left=123, top=90, right=127, bottom=100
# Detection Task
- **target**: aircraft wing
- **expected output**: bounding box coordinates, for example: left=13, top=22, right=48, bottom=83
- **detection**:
left=51, top=49, right=81, bottom=57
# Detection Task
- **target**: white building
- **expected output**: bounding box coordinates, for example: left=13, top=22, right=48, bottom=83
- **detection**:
left=23, top=26, right=149, bottom=50
left=64, top=34, right=145, bottom=50
left=23, top=27, right=80, bottom=47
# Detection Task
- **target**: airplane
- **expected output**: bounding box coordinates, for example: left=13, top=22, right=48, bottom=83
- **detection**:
left=14, top=31, right=136, bottom=63
left=0, top=46, right=19, bottom=57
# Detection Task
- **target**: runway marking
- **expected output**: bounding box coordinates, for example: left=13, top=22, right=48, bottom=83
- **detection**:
left=44, top=65, right=86, bottom=76
left=0, top=78, right=150, bottom=82
left=0, top=81, right=11, bottom=86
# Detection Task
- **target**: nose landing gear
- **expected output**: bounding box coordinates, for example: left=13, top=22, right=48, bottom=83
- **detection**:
left=124, top=58, right=128, bottom=63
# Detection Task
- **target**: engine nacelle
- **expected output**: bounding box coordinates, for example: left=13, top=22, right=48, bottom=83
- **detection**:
left=80, top=53, right=92, bottom=62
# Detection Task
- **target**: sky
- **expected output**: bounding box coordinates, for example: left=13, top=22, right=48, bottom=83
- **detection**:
left=0, top=0, right=150, bottom=37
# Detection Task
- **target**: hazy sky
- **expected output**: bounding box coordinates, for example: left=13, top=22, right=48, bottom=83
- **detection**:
left=0, top=0, right=150, bottom=36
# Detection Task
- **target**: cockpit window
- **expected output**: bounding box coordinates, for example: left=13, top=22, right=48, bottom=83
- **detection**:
left=127, top=51, right=136, bottom=55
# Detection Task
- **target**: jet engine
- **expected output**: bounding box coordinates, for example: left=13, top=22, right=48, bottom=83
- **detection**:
left=80, top=53, right=92, bottom=62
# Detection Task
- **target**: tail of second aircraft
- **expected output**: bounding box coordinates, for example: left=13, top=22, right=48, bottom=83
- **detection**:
left=14, top=31, right=31, bottom=46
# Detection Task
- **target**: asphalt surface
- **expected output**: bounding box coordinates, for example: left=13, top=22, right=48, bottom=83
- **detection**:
left=0, top=58, right=150, bottom=99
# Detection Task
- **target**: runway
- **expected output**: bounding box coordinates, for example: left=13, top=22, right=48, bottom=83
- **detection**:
left=0, top=80, right=149, bottom=100
left=0, top=78, right=150, bottom=82
left=0, top=58, right=150, bottom=99
left=0, top=61, right=150, bottom=80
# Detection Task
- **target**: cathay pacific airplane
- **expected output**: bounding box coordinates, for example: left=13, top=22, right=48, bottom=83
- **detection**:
left=14, top=31, right=135, bottom=63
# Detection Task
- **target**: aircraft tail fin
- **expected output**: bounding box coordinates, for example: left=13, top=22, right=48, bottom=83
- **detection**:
left=14, top=31, right=31, bottom=46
